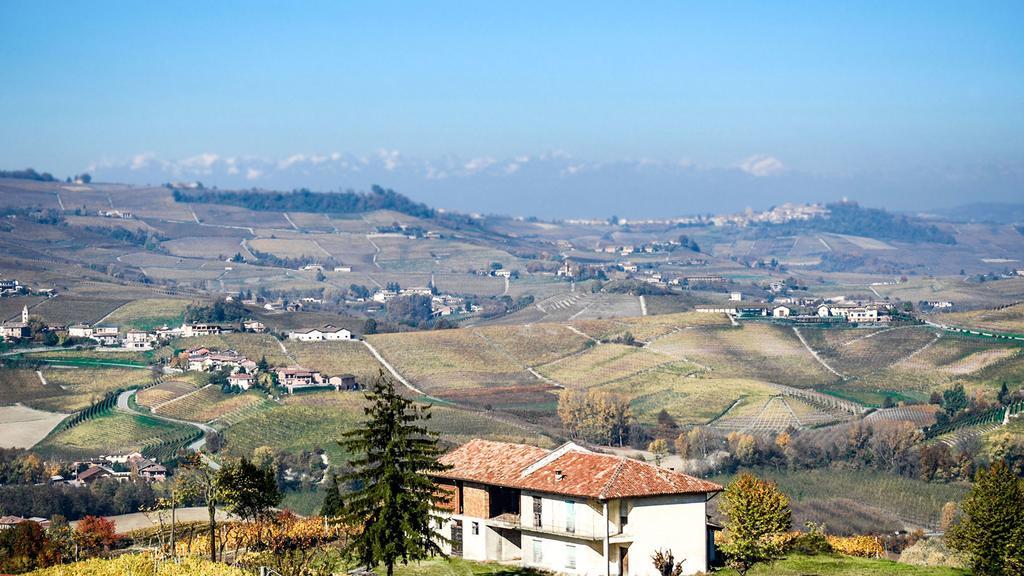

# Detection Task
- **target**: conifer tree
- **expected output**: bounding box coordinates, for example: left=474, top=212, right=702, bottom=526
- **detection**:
left=339, top=370, right=450, bottom=576
left=321, top=473, right=345, bottom=519
left=947, top=460, right=1024, bottom=575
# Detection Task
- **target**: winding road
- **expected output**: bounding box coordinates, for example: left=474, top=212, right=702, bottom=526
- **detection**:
left=116, top=388, right=220, bottom=468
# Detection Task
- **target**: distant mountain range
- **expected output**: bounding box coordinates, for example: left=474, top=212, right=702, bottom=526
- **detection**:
left=920, top=202, right=1024, bottom=224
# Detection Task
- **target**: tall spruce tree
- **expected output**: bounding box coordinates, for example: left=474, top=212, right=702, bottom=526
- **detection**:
left=340, top=370, right=450, bottom=576
left=947, top=460, right=1024, bottom=575
left=321, top=473, right=346, bottom=519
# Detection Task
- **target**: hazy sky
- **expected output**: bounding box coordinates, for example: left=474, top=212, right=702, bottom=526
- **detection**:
left=1, top=2, right=1022, bottom=217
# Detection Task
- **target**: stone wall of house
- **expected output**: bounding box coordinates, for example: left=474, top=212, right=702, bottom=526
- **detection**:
left=436, top=479, right=459, bottom=512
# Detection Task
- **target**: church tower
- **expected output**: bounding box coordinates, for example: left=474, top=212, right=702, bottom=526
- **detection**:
left=21, top=305, right=28, bottom=324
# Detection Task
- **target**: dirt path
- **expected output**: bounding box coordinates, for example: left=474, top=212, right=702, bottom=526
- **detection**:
left=639, top=295, right=647, bottom=316
left=792, top=326, right=844, bottom=379
left=359, top=340, right=424, bottom=395
left=563, top=324, right=598, bottom=343
left=150, top=384, right=213, bottom=411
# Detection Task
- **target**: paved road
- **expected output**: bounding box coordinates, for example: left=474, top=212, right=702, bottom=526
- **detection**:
left=116, top=389, right=220, bottom=469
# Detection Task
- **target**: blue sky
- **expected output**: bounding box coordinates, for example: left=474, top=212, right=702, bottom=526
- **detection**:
left=1, top=2, right=1022, bottom=217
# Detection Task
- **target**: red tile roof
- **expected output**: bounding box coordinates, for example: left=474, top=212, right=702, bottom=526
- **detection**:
left=436, top=439, right=722, bottom=500
left=437, top=439, right=548, bottom=486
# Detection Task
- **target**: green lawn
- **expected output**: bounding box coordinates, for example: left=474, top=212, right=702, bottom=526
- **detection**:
left=391, top=556, right=966, bottom=576
left=716, top=554, right=968, bottom=575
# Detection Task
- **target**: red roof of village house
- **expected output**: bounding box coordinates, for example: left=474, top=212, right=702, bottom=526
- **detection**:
left=436, top=439, right=722, bottom=500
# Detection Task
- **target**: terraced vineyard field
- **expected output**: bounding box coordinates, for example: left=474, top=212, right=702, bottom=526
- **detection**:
left=864, top=405, right=940, bottom=428
left=536, top=344, right=670, bottom=388
left=646, top=324, right=832, bottom=386
left=136, top=380, right=201, bottom=408
left=34, top=411, right=194, bottom=460
left=155, top=387, right=271, bottom=424
left=895, top=333, right=1019, bottom=374
left=808, top=325, right=943, bottom=378
left=597, top=370, right=775, bottom=426
left=366, top=330, right=530, bottom=391
left=0, top=367, right=152, bottom=412
left=472, top=324, right=589, bottom=366
left=711, top=396, right=806, bottom=432
left=101, top=298, right=191, bottom=331
left=30, top=295, right=131, bottom=325
left=712, top=468, right=971, bottom=533
left=937, top=302, right=1024, bottom=334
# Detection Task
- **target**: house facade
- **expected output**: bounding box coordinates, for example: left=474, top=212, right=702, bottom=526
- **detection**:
left=432, top=440, right=722, bottom=576
left=287, top=326, right=353, bottom=341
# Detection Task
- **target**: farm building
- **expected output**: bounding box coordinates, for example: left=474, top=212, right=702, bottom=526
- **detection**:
left=328, top=373, right=359, bottom=390
left=242, top=319, right=266, bottom=333
left=772, top=305, right=791, bottom=318
left=287, top=325, right=353, bottom=341
left=181, top=323, right=229, bottom=338
left=124, top=330, right=156, bottom=350
left=227, top=372, right=255, bottom=390
left=276, top=366, right=324, bottom=392
left=432, top=439, right=722, bottom=576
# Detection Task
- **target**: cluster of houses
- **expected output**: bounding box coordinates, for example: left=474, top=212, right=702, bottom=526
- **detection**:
left=696, top=298, right=895, bottom=323
left=363, top=287, right=472, bottom=318
left=52, top=319, right=268, bottom=350
left=0, top=278, right=28, bottom=297
left=182, top=345, right=360, bottom=394
left=0, top=515, right=51, bottom=530
left=46, top=453, right=169, bottom=489
left=61, top=321, right=246, bottom=350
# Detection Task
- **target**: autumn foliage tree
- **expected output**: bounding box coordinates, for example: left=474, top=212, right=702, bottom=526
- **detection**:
left=719, top=473, right=792, bottom=575
left=557, top=389, right=632, bottom=445
left=74, top=515, right=118, bottom=557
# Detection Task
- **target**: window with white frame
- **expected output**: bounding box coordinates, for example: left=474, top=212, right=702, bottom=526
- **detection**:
left=533, top=539, right=543, bottom=563
left=471, top=521, right=479, bottom=535
left=565, top=544, right=577, bottom=569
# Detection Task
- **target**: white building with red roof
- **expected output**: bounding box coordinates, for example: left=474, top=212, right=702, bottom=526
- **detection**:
left=432, top=439, right=722, bottom=576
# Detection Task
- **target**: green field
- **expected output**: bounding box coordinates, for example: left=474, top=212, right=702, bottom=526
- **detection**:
left=220, top=392, right=552, bottom=465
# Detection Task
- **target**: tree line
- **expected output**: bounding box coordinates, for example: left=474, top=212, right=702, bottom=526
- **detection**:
left=752, top=201, right=956, bottom=245
left=172, top=185, right=435, bottom=219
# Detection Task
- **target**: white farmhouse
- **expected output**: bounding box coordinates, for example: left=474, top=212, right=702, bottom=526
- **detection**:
left=772, top=305, right=791, bottom=318
left=287, top=326, right=353, bottom=342
left=432, top=440, right=722, bottom=576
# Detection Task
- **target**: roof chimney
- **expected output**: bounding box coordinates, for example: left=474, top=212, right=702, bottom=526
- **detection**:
left=555, top=469, right=564, bottom=481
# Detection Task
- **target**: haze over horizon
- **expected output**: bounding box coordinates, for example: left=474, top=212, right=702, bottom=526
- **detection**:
left=2, top=1, right=1022, bottom=217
